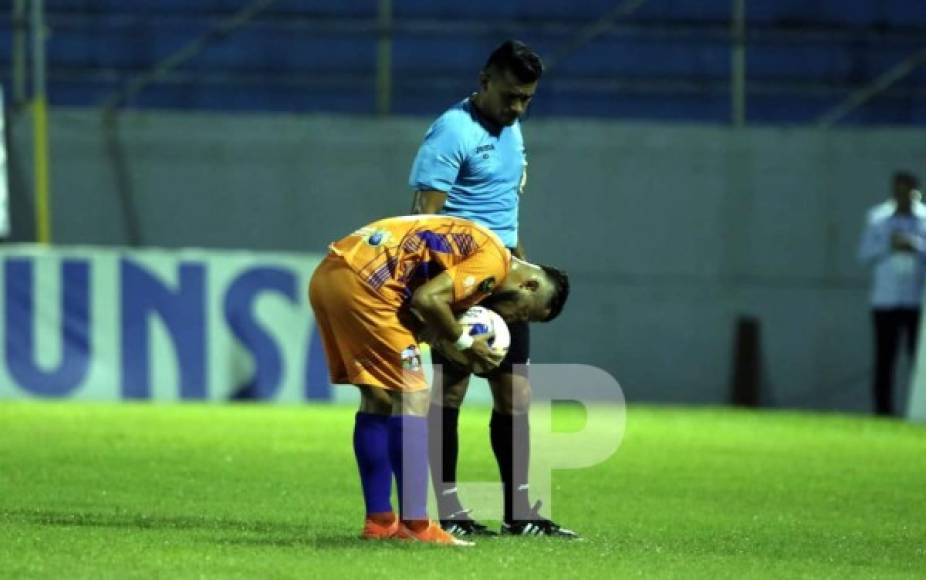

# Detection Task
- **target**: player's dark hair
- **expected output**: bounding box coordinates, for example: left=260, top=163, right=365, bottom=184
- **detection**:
left=539, top=265, right=569, bottom=322
left=894, top=171, right=919, bottom=188
left=484, top=40, right=544, bottom=84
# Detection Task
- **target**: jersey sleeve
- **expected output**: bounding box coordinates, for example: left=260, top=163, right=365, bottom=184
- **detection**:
left=408, top=116, right=468, bottom=193
left=444, top=243, right=511, bottom=306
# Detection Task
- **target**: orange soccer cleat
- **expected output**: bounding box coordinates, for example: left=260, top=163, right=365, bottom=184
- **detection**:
left=394, top=520, right=475, bottom=547
left=361, top=512, right=399, bottom=540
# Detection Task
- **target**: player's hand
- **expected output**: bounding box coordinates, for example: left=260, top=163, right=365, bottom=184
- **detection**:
left=464, top=332, right=505, bottom=372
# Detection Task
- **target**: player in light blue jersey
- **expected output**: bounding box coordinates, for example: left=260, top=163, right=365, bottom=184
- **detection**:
left=408, top=87, right=526, bottom=250
left=408, top=40, right=577, bottom=538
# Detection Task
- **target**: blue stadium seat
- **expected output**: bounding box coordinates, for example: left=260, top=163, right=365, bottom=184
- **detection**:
left=0, top=0, right=921, bottom=123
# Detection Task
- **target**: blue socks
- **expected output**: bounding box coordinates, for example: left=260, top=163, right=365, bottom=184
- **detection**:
left=353, top=412, right=393, bottom=515
left=353, top=412, right=430, bottom=521
left=388, top=415, right=429, bottom=521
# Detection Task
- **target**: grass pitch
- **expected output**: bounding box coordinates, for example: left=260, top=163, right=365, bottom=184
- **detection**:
left=1, top=402, right=924, bottom=579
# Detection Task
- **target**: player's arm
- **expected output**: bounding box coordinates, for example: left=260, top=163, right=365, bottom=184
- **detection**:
left=411, top=189, right=448, bottom=214
left=409, top=273, right=502, bottom=367
left=513, top=156, right=528, bottom=259
left=408, top=115, right=465, bottom=213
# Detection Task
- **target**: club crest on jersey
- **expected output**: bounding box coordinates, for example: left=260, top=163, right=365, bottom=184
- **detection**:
left=401, top=345, right=423, bottom=372
left=478, top=277, right=496, bottom=293
left=365, top=229, right=389, bottom=247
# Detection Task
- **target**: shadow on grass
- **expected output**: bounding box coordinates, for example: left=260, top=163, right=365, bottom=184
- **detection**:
left=1, top=508, right=406, bottom=550
left=222, top=535, right=418, bottom=550
left=2, top=508, right=306, bottom=535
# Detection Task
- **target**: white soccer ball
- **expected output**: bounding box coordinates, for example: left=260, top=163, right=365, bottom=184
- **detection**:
left=435, top=306, right=510, bottom=374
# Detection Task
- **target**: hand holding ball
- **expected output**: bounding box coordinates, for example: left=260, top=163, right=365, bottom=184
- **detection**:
left=435, top=306, right=511, bottom=374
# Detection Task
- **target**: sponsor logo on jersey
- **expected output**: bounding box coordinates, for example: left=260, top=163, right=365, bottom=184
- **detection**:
left=364, top=229, right=390, bottom=247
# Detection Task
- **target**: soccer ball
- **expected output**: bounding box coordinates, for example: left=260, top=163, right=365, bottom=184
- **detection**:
left=434, top=306, right=510, bottom=375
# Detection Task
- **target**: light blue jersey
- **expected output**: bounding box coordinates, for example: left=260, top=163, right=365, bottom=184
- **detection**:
left=408, top=98, right=526, bottom=249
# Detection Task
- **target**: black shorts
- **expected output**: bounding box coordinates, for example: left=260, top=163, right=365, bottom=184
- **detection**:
left=431, top=320, right=530, bottom=380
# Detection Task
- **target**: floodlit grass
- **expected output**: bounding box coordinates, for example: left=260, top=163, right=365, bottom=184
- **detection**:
left=1, top=402, right=924, bottom=579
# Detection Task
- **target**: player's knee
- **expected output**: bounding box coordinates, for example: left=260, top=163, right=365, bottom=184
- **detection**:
left=490, top=373, right=531, bottom=414
left=441, top=388, right=467, bottom=409
left=394, top=389, right=431, bottom=416
left=357, top=385, right=392, bottom=415
left=435, top=375, right=470, bottom=408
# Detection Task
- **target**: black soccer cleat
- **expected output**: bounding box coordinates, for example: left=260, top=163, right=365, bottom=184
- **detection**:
left=501, top=501, right=580, bottom=538
left=439, top=510, right=498, bottom=537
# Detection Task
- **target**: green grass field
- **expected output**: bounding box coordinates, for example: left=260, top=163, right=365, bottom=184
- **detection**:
left=1, top=402, right=924, bottom=579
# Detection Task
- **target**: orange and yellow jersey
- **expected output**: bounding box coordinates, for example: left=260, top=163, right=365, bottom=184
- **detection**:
left=329, top=215, right=511, bottom=310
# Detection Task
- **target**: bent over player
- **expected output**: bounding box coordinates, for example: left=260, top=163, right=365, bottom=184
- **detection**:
left=308, top=214, right=569, bottom=546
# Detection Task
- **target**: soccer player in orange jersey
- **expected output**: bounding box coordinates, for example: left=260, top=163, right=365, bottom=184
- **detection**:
left=308, top=214, right=569, bottom=546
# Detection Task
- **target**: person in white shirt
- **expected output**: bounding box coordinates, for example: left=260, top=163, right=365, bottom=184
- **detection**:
left=858, top=171, right=926, bottom=416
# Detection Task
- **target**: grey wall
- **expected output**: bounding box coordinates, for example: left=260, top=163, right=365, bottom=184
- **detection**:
left=9, top=109, right=926, bottom=410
